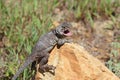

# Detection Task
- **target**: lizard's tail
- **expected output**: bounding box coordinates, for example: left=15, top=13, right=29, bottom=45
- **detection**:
left=12, top=57, right=34, bottom=80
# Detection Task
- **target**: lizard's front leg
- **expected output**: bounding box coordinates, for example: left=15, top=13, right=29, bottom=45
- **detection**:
left=57, top=39, right=72, bottom=48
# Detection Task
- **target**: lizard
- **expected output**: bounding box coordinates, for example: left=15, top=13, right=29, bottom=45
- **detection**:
left=12, top=22, right=73, bottom=80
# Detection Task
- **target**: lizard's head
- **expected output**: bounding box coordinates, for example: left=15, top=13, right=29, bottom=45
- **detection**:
left=55, top=22, right=72, bottom=37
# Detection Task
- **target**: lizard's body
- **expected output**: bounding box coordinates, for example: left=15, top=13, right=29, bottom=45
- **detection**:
left=12, top=22, right=72, bottom=80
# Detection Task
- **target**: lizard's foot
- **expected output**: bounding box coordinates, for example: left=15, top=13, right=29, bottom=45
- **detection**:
left=66, top=39, right=73, bottom=43
left=47, top=65, right=56, bottom=71
left=48, top=65, right=56, bottom=74
left=39, top=64, right=56, bottom=73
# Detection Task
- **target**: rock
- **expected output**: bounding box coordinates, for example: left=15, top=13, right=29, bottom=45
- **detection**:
left=35, top=43, right=120, bottom=80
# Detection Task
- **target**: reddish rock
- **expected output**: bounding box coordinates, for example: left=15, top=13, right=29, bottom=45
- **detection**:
left=35, top=43, right=120, bottom=80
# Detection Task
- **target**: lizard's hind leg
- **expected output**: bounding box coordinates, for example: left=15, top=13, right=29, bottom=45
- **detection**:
left=39, top=53, right=56, bottom=73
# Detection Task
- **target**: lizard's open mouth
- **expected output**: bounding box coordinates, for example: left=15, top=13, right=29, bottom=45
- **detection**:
left=64, top=29, right=72, bottom=36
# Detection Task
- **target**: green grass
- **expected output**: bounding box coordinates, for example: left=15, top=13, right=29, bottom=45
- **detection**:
left=106, top=42, right=120, bottom=78
left=0, top=0, right=120, bottom=79
left=0, top=0, right=57, bottom=79
left=69, top=0, right=120, bottom=26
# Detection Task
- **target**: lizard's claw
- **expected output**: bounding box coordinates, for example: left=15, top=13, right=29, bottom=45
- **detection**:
left=48, top=65, right=56, bottom=74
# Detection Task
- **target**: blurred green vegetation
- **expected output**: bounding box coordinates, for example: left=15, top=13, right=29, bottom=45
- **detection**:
left=0, top=0, right=56, bottom=79
left=106, top=42, right=120, bottom=77
left=0, top=0, right=120, bottom=79
left=69, top=0, right=120, bottom=25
